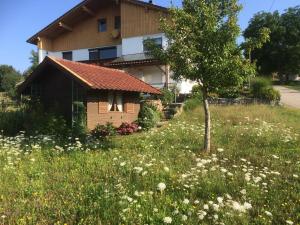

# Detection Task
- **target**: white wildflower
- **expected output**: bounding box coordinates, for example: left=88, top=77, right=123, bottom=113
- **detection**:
left=133, top=167, right=143, bottom=174
left=240, top=189, right=247, bottom=195
left=164, top=166, right=170, bottom=172
left=217, top=197, right=223, bottom=203
left=157, top=183, right=166, bottom=192
left=183, top=198, right=190, bottom=204
left=212, top=204, right=219, bottom=211
left=198, top=210, right=207, bottom=220
left=286, top=220, right=294, bottom=224
left=265, top=211, right=272, bottom=217
left=217, top=148, right=224, bottom=152
left=243, top=202, right=252, bottom=210
left=163, top=216, right=172, bottom=224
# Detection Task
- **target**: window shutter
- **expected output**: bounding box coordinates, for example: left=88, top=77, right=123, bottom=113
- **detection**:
left=98, top=93, right=108, bottom=114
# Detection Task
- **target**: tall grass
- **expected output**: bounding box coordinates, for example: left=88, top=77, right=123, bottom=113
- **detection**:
left=0, top=105, right=299, bottom=224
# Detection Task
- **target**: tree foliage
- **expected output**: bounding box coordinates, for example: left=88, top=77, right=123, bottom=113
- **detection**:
left=244, top=6, right=300, bottom=80
left=23, top=50, right=39, bottom=77
left=0, top=65, right=22, bottom=97
left=147, top=0, right=254, bottom=151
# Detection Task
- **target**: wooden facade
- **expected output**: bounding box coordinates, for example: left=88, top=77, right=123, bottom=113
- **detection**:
left=33, top=0, right=167, bottom=52
left=87, top=91, right=140, bottom=129
left=120, top=1, right=165, bottom=38
left=51, top=5, right=121, bottom=51
left=38, top=4, right=121, bottom=51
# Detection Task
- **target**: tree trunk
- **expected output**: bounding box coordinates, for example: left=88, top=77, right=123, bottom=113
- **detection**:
left=202, top=90, right=211, bottom=152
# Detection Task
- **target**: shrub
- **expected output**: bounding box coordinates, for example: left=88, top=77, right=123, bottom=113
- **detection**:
left=138, top=103, right=160, bottom=130
left=218, top=87, right=241, bottom=98
left=251, top=77, right=271, bottom=98
left=72, top=101, right=87, bottom=138
left=251, top=77, right=280, bottom=102
left=261, top=87, right=281, bottom=102
left=159, top=88, right=174, bottom=106
left=191, top=85, right=203, bottom=100
left=0, top=110, right=25, bottom=136
left=183, top=97, right=202, bottom=111
left=91, top=123, right=117, bottom=138
left=117, top=122, right=139, bottom=135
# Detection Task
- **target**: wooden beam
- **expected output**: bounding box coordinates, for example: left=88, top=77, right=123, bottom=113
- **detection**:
left=59, top=22, right=72, bottom=32
left=82, top=6, right=96, bottom=16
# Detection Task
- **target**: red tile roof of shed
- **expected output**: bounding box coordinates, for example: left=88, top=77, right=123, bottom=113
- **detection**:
left=19, top=56, right=161, bottom=94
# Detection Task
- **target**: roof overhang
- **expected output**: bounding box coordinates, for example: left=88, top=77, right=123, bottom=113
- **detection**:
left=27, top=0, right=169, bottom=45
left=17, top=57, right=92, bottom=94
left=18, top=56, right=162, bottom=95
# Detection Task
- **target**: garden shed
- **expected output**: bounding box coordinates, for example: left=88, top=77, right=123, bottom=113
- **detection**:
left=17, top=56, right=161, bottom=130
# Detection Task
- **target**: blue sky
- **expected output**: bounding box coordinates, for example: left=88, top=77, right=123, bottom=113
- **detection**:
left=0, top=0, right=299, bottom=73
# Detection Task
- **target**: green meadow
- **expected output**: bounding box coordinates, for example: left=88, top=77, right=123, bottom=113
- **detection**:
left=0, top=105, right=299, bottom=225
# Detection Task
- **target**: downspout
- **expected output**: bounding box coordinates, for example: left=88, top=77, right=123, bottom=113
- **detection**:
left=165, top=64, right=170, bottom=89
left=71, top=79, right=74, bottom=128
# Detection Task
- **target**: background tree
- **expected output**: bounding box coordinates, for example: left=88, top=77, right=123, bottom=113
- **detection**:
left=1, top=72, right=23, bottom=98
left=23, top=50, right=39, bottom=77
left=244, top=6, right=300, bottom=82
left=0, top=65, right=23, bottom=97
left=148, top=0, right=254, bottom=152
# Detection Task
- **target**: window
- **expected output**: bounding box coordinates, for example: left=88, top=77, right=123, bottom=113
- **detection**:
left=89, top=47, right=117, bottom=60
left=108, top=92, right=123, bottom=112
left=99, top=47, right=117, bottom=59
left=114, top=16, right=121, bottom=30
left=89, top=49, right=99, bottom=60
left=62, top=51, right=73, bottom=60
left=98, top=18, right=107, bottom=32
left=143, top=37, right=163, bottom=52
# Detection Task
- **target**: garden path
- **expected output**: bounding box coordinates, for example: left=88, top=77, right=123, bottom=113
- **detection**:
left=274, top=86, right=300, bottom=109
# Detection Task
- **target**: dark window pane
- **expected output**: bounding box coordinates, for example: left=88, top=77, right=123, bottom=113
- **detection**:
left=143, top=37, right=163, bottom=52
left=114, top=16, right=121, bottom=30
left=98, top=18, right=107, bottom=32
left=62, top=51, right=73, bottom=60
left=99, top=47, right=117, bottom=59
left=89, top=49, right=99, bottom=60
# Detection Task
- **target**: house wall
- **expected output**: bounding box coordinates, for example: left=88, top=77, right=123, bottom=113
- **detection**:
left=86, top=90, right=140, bottom=129
left=38, top=4, right=121, bottom=52
left=123, top=65, right=195, bottom=93
left=31, top=67, right=86, bottom=123
left=121, top=33, right=167, bottom=56
left=124, top=65, right=165, bottom=88
left=40, top=44, right=122, bottom=62
left=121, top=1, right=166, bottom=38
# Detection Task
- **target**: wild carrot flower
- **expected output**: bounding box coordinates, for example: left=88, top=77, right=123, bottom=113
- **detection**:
left=157, top=183, right=166, bottom=192
left=163, top=216, right=172, bottom=224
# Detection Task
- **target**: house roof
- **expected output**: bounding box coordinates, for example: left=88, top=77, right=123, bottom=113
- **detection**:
left=18, top=56, right=161, bottom=95
left=27, top=0, right=168, bottom=45
left=106, top=53, right=160, bottom=67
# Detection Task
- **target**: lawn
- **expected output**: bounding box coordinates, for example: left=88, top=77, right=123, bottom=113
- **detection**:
left=0, top=105, right=299, bottom=224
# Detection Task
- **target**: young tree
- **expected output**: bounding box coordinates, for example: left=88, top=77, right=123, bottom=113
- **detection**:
left=147, top=0, right=254, bottom=152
